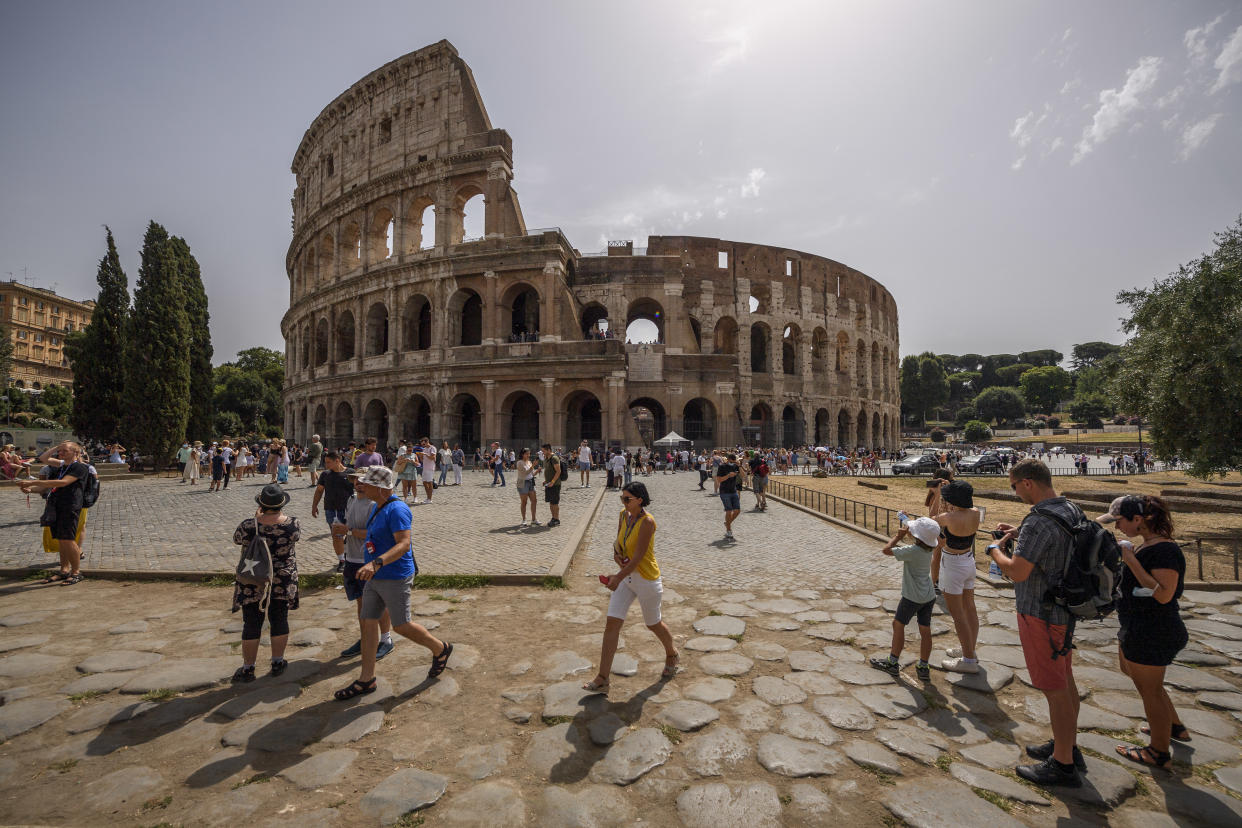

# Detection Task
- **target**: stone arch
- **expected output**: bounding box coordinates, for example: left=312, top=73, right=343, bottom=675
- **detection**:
left=502, top=282, right=540, bottom=341
left=750, top=322, right=770, bottom=373
left=713, top=316, right=739, bottom=355
left=300, top=323, right=311, bottom=371
left=682, top=397, right=716, bottom=444
left=814, top=407, right=831, bottom=445
left=871, top=342, right=881, bottom=396
left=580, top=302, right=609, bottom=338
left=564, top=389, right=603, bottom=444
left=405, top=195, right=436, bottom=252
left=855, top=339, right=868, bottom=393
left=318, top=233, right=335, bottom=284
left=315, top=318, right=329, bottom=365
left=368, top=205, right=395, bottom=261
left=400, top=394, right=432, bottom=442
left=301, top=247, right=315, bottom=293
left=837, top=409, right=851, bottom=447
left=446, top=392, right=482, bottom=451
left=856, top=407, right=868, bottom=447
left=402, top=293, right=432, bottom=351
left=447, top=288, right=483, bottom=346
left=835, top=331, right=850, bottom=374
left=453, top=183, right=486, bottom=244
left=748, top=401, right=774, bottom=446
left=626, top=297, right=665, bottom=344
left=629, top=397, right=667, bottom=447
left=782, top=323, right=801, bottom=375
left=749, top=284, right=770, bottom=315
left=335, top=310, right=355, bottom=361
left=503, top=390, right=541, bottom=443
left=872, top=411, right=882, bottom=448
left=362, top=398, right=388, bottom=445
left=333, top=400, right=354, bottom=445
left=688, top=316, right=703, bottom=353
left=313, top=404, right=327, bottom=438
left=781, top=404, right=805, bottom=447
left=365, top=301, right=389, bottom=356
left=341, top=221, right=362, bottom=270
left=811, top=327, right=829, bottom=377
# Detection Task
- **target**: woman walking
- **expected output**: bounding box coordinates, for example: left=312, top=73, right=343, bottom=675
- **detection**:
left=185, top=442, right=202, bottom=485
left=516, top=447, right=540, bottom=527
left=437, top=441, right=451, bottom=487
left=230, top=484, right=300, bottom=682
left=582, top=482, right=679, bottom=692
left=451, top=444, right=464, bottom=485
left=1106, top=495, right=1188, bottom=768
left=277, top=441, right=291, bottom=484
left=933, top=480, right=982, bottom=674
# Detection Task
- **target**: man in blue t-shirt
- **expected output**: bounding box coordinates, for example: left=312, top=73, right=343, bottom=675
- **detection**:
left=333, top=466, right=455, bottom=702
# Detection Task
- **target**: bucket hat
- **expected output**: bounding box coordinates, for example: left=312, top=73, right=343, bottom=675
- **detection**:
left=908, top=516, right=942, bottom=547
left=358, top=465, right=396, bottom=490
left=942, top=480, right=974, bottom=509
left=255, top=483, right=291, bottom=510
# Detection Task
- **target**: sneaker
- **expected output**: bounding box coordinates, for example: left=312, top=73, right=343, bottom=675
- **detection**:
left=269, top=658, right=288, bottom=676
left=520, top=520, right=529, bottom=527
left=916, top=661, right=931, bottom=681
left=724, top=530, right=734, bottom=540
left=945, top=646, right=963, bottom=659
left=231, top=665, right=256, bottom=683
left=375, top=639, right=395, bottom=661
left=941, top=657, right=980, bottom=674
left=869, top=656, right=900, bottom=677
left=340, top=639, right=362, bottom=658
left=530, top=519, right=542, bottom=526
left=1015, top=756, right=1082, bottom=788
left=548, top=518, right=560, bottom=527
left=1025, top=740, right=1087, bottom=773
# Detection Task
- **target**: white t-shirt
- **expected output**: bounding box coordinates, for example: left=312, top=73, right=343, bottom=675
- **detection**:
left=578, top=445, right=592, bottom=463
left=220, top=447, right=233, bottom=463
left=610, top=454, right=625, bottom=473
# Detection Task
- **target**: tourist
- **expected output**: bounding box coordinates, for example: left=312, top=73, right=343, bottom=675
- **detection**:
left=869, top=516, right=940, bottom=681
left=696, top=451, right=709, bottom=490
left=20, top=441, right=90, bottom=585
left=933, top=480, right=982, bottom=674
left=230, top=484, right=300, bottom=682
left=0, top=444, right=32, bottom=480
left=577, top=440, right=592, bottom=487
left=490, top=441, right=505, bottom=486
left=582, top=482, right=678, bottom=692
left=610, top=449, right=625, bottom=491
left=176, top=441, right=191, bottom=482
left=451, top=444, right=464, bottom=485
left=1104, top=495, right=1188, bottom=768
left=988, top=459, right=1085, bottom=787
left=394, top=441, right=415, bottom=499
left=437, top=441, right=451, bottom=487
left=748, top=450, right=769, bottom=511
left=209, top=442, right=226, bottom=492
left=417, top=437, right=436, bottom=503
left=516, top=447, right=540, bottom=526
left=311, top=451, right=355, bottom=571
left=307, top=434, right=324, bottom=486
left=335, top=471, right=394, bottom=661
left=542, top=442, right=563, bottom=528
left=219, top=440, right=234, bottom=489
left=334, top=466, right=453, bottom=700
left=276, top=440, right=291, bottom=484
left=354, top=437, right=384, bottom=469
left=715, top=452, right=742, bottom=540
left=925, top=468, right=953, bottom=587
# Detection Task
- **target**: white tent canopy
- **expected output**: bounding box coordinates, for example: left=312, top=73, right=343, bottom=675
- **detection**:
left=653, top=431, right=689, bottom=446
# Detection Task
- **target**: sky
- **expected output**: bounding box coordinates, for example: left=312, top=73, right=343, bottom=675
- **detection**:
left=2, top=0, right=1240, bottom=366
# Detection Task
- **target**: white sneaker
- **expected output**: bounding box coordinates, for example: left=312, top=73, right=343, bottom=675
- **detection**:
left=520, top=520, right=529, bottom=527
left=945, top=646, right=963, bottom=659
left=530, top=520, right=541, bottom=526
left=941, top=657, right=980, bottom=674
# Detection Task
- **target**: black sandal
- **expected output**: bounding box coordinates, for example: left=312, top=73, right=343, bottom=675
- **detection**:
left=1116, top=744, right=1172, bottom=768
left=334, top=678, right=377, bottom=701
left=41, top=571, right=70, bottom=584
left=269, top=658, right=287, bottom=676
left=427, top=642, right=453, bottom=678
left=1141, top=723, right=1191, bottom=742
left=62, top=574, right=83, bottom=585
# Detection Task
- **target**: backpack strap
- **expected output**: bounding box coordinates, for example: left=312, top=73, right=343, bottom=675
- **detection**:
left=1028, top=504, right=1083, bottom=660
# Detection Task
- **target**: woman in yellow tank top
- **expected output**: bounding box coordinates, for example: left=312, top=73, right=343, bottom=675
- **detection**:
left=582, top=482, right=679, bottom=693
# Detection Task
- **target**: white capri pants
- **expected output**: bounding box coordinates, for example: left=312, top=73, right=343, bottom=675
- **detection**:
left=453, top=463, right=462, bottom=485
left=939, top=550, right=977, bottom=594
left=422, top=463, right=435, bottom=483
left=607, top=574, right=664, bottom=626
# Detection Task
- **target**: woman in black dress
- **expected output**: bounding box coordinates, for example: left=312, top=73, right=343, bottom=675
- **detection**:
left=230, top=484, right=301, bottom=682
left=1107, top=495, right=1188, bottom=768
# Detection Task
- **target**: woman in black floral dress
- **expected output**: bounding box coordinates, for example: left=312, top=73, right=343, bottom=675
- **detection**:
left=231, top=484, right=300, bottom=682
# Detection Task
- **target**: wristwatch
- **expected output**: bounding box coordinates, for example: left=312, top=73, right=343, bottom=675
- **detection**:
left=986, top=545, right=999, bottom=554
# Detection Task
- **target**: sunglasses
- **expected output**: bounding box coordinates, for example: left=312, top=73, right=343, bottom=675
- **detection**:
left=620, top=495, right=635, bottom=502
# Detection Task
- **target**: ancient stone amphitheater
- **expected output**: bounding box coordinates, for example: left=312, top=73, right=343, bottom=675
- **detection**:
left=281, top=41, right=900, bottom=452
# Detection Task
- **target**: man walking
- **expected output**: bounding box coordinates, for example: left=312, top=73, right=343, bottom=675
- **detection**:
left=988, top=459, right=1085, bottom=787
left=542, top=443, right=563, bottom=527
left=490, top=441, right=505, bottom=486
left=353, top=438, right=384, bottom=469
left=307, top=434, right=324, bottom=486
left=334, top=471, right=395, bottom=661
left=311, top=451, right=355, bottom=571
left=577, top=440, right=592, bottom=487
left=748, top=450, right=769, bottom=511
left=715, top=452, right=742, bottom=540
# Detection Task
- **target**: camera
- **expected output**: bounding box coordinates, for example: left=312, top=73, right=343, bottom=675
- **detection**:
left=991, top=529, right=1013, bottom=552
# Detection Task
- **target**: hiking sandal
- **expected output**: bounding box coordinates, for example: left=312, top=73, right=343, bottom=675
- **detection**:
left=333, top=678, right=376, bottom=700
left=41, top=571, right=70, bottom=584
left=427, top=642, right=453, bottom=678
left=62, top=574, right=84, bottom=585
left=1141, top=723, right=1191, bottom=742
left=269, top=658, right=288, bottom=677
left=1116, top=744, right=1172, bottom=768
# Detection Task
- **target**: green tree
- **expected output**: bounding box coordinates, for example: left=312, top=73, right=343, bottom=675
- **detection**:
left=978, top=354, right=1018, bottom=388
left=1072, top=365, right=1108, bottom=397
left=954, top=405, right=978, bottom=426
left=947, top=371, right=981, bottom=404
left=973, top=386, right=1026, bottom=425
left=1018, top=349, right=1064, bottom=368
left=171, top=236, right=213, bottom=442
left=1019, top=366, right=1072, bottom=415
left=66, top=227, right=130, bottom=443
left=1070, top=394, right=1114, bottom=428
left=1112, top=215, right=1242, bottom=478
left=962, top=420, right=992, bottom=442
left=123, top=221, right=190, bottom=469
left=0, top=322, right=12, bottom=387
left=212, top=347, right=285, bottom=434
left=900, top=352, right=950, bottom=426
left=39, top=384, right=73, bottom=423
left=995, top=363, right=1035, bottom=386
left=1071, top=341, right=1121, bottom=371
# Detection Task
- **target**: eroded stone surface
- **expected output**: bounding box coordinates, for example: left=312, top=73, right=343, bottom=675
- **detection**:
left=441, top=780, right=526, bottom=827
left=656, top=700, right=720, bottom=732
left=757, top=733, right=843, bottom=777
left=676, top=782, right=782, bottom=828
left=590, top=727, right=671, bottom=785
left=885, top=777, right=1025, bottom=828
left=784, top=671, right=844, bottom=696
left=686, top=636, right=737, bottom=652
left=524, top=722, right=591, bottom=779
left=588, top=713, right=629, bottom=746
left=875, top=726, right=941, bottom=765
left=844, top=739, right=903, bottom=774
left=951, top=762, right=1051, bottom=805
left=279, top=749, right=358, bottom=789
left=851, top=685, right=927, bottom=720
left=693, top=615, right=746, bottom=637
left=788, top=650, right=833, bottom=672
left=120, top=657, right=235, bottom=694
left=212, top=683, right=301, bottom=720
left=741, top=640, right=787, bottom=661
left=0, top=652, right=69, bottom=678
left=539, top=785, right=637, bottom=828
left=811, top=696, right=875, bottom=731
left=684, top=677, right=736, bottom=703
left=321, top=704, right=385, bottom=744
left=752, top=675, right=807, bottom=706
left=543, top=650, right=593, bottom=680
left=542, top=681, right=607, bottom=719
left=683, top=726, right=752, bottom=776
left=698, top=653, right=754, bottom=676
left=83, top=766, right=163, bottom=810
left=359, top=768, right=448, bottom=825
left=779, top=704, right=840, bottom=746
left=0, top=697, right=70, bottom=740
left=748, top=598, right=811, bottom=614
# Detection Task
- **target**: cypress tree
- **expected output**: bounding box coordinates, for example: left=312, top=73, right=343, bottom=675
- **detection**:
left=123, top=222, right=190, bottom=469
left=66, top=227, right=130, bottom=443
left=171, top=236, right=214, bottom=441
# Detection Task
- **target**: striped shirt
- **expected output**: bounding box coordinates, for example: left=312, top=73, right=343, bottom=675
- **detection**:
left=1013, top=496, right=1083, bottom=626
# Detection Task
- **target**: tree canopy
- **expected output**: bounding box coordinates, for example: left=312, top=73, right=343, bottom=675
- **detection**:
left=66, top=227, right=129, bottom=443
left=900, top=352, right=950, bottom=425
left=172, top=236, right=213, bottom=442
left=1019, top=365, right=1072, bottom=415
left=973, top=386, right=1026, bottom=425
left=213, top=347, right=284, bottom=437
left=1071, top=341, right=1120, bottom=371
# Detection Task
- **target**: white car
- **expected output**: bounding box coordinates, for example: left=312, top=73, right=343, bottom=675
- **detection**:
left=1050, top=446, right=1066, bottom=455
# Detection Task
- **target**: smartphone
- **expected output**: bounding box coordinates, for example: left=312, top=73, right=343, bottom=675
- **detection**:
left=598, top=575, right=611, bottom=585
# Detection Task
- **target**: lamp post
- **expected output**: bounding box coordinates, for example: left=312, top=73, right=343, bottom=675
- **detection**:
left=1137, top=417, right=1144, bottom=473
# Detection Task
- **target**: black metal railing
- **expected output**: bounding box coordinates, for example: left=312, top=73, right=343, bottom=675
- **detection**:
left=766, top=477, right=900, bottom=536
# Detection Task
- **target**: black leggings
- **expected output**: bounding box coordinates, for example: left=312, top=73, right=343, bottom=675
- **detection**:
left=241, top=599, right=289, bottom=640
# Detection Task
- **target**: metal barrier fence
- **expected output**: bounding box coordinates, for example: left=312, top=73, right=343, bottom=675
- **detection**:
left=766, top=478, right=900, bottom=536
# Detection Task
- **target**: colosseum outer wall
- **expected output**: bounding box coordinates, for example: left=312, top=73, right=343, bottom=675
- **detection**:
left=281, top=41, right=900, bottom=453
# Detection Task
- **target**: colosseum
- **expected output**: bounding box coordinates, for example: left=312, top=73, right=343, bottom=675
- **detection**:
left=281, top=41, right=900, bottom=454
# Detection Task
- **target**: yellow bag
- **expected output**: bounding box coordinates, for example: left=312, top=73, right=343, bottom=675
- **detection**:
left=43, top=508, right=88, bottom=554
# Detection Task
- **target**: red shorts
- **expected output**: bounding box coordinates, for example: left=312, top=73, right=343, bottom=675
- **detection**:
left=1017, top=613, right=1073, bottom=691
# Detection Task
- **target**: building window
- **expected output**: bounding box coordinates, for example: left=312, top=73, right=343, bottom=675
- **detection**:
left=36, top=301, right=43, bottom=310
left=378, top=117, right=392, bottom=144
left=52, top=305, right=59, bottom=314
left=51, top=336, right=59, bottom=346
left=16, top=330, right=26, bottom=339
left=325, top=154, right=335, bottom=177
left=34, top=334, right=43, bottom=343
left=718, top=251, right=728, bottom=269
left=19, top=296, right=27, bottom=305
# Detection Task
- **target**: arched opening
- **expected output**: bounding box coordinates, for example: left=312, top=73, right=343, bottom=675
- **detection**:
left=13, top=380, right=23, bottom=388
left=333, top=401, right=354, bottom=445
left=335, top=311, right=355, bottom=361
left=856, top=408, right=868, bottom=447
left=402, top=294, right=432, bottom=351
left=872, top=411, right=882, bottom=448
left=629, top=398, right=666, bottom=447
left=883, top=348, right=892, bottom=395
left=400, top=394, right=432, bottom=442
left=313, top=404, right=327, bottom=439
left=418, top=203, right=436, bottom=250
left=405, top=197, right=435, bottom=253
left=837, top=409, right=851, bottom=448
left=564, top=390, right=603, bottom=445
left=835, top=331, right=850, bottom=374
left=782, top=324, right=800, bottom=375
left=682, top=398, right=716, bottom=445
left=456, top=187, right=485, bottom=243
left=504, top=391, right=540, bottom=444
left=447, top=289, right=483, bottom=346
left=782, top=405, right=804, bottom=447
left=369, top=207, right=395, bottom=261
left=315, top=319, right=329, bottom=366
left=363, top=399, right=388, bottom=446
left=341, top=222, right=361, bottom=270
left=365, top=302, right=389, bottom=356
left=713, top=316, right=738, bottom=355
left=318, top=234, right=335, bottom=284
left=301, top=248, right=315, bottom=292
left=812, top=327, right=829, bottom=376
left=856, top=340, right=868, bottom=393
left=625, top=298, right=664, bottom=344
left=505, top=284, right=540, bottom=342
left=580, top=303, right=610, bottom=339
left=747, top=402, right=774, bottom=446
left=446, top=393, right=481, bottom=451
left=750, top=322, right=770, bottom=373
left=871, top=343, right=881, bottom=396
left=814, top=408, right=831, bottom=445
left=300, top=324, right=310, bottom=370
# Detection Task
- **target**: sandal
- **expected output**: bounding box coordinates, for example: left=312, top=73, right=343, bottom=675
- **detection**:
left=1141, top=723, right=1191, bottom=742
left=582, top=676, right=610, bottom=693
left=427, top=642, right=453, bottom=678
left=62, top=574, right=84, bottom=585
left=662, top=651, right=681, bottom=679
left=1116, top=744, right=1172, bottom=768
left=41, top=571, right=70, bottom=584
left=334, top=678, right=377, bottom=701
left=269, top=658, right=288, bottom=676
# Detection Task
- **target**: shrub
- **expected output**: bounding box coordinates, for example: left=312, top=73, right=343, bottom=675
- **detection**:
left=962, top=420, right=992, bottom=442
left=1127, top=416, right=1143, bottom=426
left=954, top=406, right=978, bottom=427
left=1085, top=415, right=1104, bottom=429
left=1047, top=417, right=1061, bottom=428
left=929, top=428, right=946, bottom=443
left=1113, top=414, right=1128, bottom=425
left=1026, top=418, right=1045, bottom=430
left=31, top=417, right=62, bottom=429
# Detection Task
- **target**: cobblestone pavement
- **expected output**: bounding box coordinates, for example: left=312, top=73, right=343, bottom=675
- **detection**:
left=576, top=472, right=893, bottom=591
left=0, top=471, right=599, bottom=576
left=2, top=577, right=1241, bottom=826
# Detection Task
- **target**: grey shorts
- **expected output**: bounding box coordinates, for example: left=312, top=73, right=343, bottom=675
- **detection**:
left=753, top=476, right=767, bottom=493
left=360, top=575, right=413, bottom=626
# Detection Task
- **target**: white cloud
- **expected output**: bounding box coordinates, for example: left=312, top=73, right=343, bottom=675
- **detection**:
left=1155, top=85, right=1184, bottom=109
left=1010, top=111, right=1035, bottom=148
left=1179, top=113, right=1223, bottom=160
left=1210, top=25, right=1242, bottom=93
left=1011, top=156, right=1026, bottom=171
left=1059, top=78, right=1081, bottom=95
left=704, top=27, right=749, bottom=72
left=1047, top=136, right=1064, bottom=155
left=1186, top=14, right=1226, bottom=66
left=740, top=167, right=766, bottom=198
left=898, top=176, right=940, bottom=205
left=1072, top=56, right=1162, bottom=164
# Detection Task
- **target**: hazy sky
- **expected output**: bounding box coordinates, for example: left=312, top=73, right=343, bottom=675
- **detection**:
left=2, top=1, right=1239, bottom=365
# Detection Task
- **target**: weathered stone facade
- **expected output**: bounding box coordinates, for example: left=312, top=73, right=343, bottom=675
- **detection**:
left=281, top=41, right=899, bottom=451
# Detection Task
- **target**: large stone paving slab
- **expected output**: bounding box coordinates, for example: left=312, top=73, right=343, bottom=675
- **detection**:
left=885, top=777, right=1025, bottom=827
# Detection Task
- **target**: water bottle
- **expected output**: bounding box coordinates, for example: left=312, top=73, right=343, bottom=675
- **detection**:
left=897, top=511, right=909, bottom=528
left=989, top=560, right=1003, bottom=577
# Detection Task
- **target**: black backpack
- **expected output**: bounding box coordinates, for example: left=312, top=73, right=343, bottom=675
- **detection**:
left=1033, top=502, right=1123, bottom=622
left=81, top=466, right=101, bottom=509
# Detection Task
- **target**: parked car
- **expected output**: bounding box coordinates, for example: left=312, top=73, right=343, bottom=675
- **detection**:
left=892, top=454, right=943, bottom=475
left=957, top=454, right=1004, bottom=474
left=1051, top=446, right=1066, bottom=455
